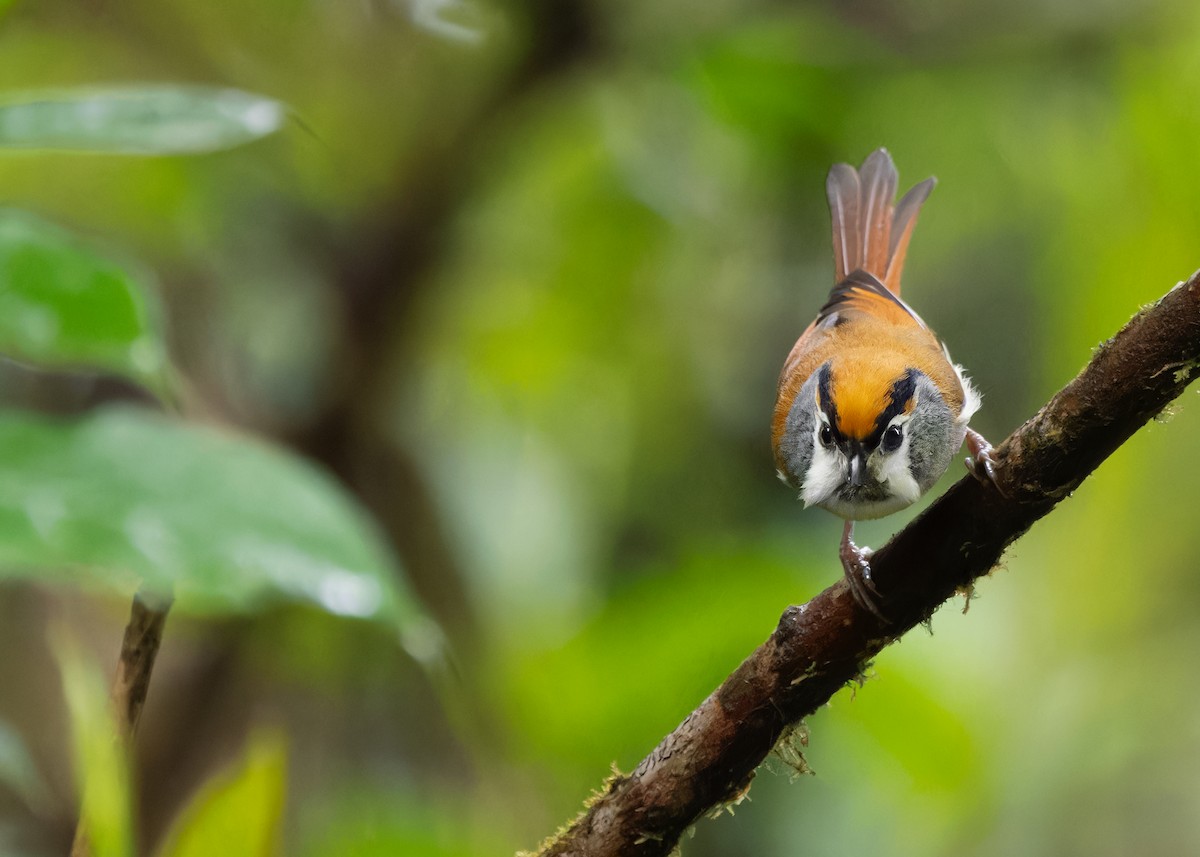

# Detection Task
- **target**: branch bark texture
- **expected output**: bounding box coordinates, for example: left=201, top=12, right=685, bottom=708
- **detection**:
left=71, top=590, right=171, bottom=857
left=533, top=273, right=1200, bottom=856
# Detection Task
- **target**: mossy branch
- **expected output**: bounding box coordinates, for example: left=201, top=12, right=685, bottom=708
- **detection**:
left=529, top=272, right=1200, bottom=856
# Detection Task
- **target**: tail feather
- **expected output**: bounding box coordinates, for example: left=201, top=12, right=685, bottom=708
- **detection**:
left=885, top=177, right=936, bottom=292
left=825, top=148, right=935, bottom=295
left=857, top=149, right=898, bottom=280
left=826, top=163, right=861, bottom=285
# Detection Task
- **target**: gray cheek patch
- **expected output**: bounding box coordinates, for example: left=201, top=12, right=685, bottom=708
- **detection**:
left=905, top=375, right=961, bottom=492
left=779, top=372, right=821, bottom=488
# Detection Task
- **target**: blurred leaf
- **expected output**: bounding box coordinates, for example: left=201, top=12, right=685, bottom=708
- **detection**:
left=0, top=86, right=284, bottom=155
left=689, top=16, right=850, bottom=157
left=156, top=733, right=287, bottom=857
left=827, top=666, right=978, bottom=796
left=52, top=626, right=132, bottom=857
left=408, top=0, right=488, bottom=45
left=499, top=541, right=816, bottom=781
left=0, top=406, right=426, bottom=632
left=0, top=209, right=168, bottom=394
left=300, top=789, right=481, bottom=857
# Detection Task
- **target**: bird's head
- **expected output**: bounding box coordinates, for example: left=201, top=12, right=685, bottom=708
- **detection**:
left=776, top=360, right=961, bottom=520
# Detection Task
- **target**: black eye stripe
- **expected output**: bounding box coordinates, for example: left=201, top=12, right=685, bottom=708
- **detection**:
left=817, top=363, right=917, bottom=449
left=816, top=363, right=845, bottom=444
left=866, top=369, right=919, bottom=448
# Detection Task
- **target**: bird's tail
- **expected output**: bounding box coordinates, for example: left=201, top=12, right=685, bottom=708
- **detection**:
left=825, top=148, right=936, bottom=295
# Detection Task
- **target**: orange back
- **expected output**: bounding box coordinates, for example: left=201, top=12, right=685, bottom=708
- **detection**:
left=772, top=150, right=961, bottom=468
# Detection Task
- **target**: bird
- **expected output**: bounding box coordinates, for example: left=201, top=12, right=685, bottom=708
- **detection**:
left=771, top=148, right=994, bottom=620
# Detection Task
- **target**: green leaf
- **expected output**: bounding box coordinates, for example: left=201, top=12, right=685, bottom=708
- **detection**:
left=0, top=210, right=168, bottom=393
left=53, top=626, right=133, bottom=857
left=0, top=86, right=285, bottom=154
left=0, top=406, right=428, bottom=633
left=156, top=733, right=287, bottom=857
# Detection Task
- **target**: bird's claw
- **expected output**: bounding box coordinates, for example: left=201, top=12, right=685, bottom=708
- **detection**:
left=964, top=428, right=1006, bottom=495
left=839, top=523, right=889, bottom=623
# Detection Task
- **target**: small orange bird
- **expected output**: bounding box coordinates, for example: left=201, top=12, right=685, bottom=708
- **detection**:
left=772, top=149, right=994, bottom=618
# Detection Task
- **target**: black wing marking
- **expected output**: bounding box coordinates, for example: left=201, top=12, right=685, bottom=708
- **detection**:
left=815, top=269, right=923, bottom=326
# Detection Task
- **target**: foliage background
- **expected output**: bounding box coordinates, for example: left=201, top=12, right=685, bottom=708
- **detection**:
left=1, top=0, right=1199, bottom=854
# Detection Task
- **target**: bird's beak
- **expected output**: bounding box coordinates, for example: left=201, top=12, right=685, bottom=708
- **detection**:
left=849, top=452, right=868, bottom=488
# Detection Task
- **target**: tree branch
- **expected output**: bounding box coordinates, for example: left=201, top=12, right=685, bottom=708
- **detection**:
left=109, top=591, right=172, bottom=741
left=531, top=272, right=1200, bottom=856
left=70, top=589, right=172, bottom=857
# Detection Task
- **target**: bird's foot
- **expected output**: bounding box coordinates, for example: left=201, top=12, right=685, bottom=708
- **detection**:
left=964, top=428, right=1006, bottom=496
left=840, top=521, right=890, bottom=623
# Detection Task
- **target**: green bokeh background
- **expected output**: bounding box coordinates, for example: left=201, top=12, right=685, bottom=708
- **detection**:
left=1, top=1, right=1199, bottom=855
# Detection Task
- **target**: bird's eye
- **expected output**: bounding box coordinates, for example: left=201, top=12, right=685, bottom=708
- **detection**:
left=818, top=424, right=834, bottom=448
left=881, top=424, right=903, bottom=453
